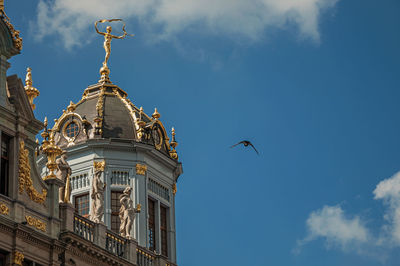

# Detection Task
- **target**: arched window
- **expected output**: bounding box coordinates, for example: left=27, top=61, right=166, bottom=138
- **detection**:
left=65, top=122, right=79, bottom=138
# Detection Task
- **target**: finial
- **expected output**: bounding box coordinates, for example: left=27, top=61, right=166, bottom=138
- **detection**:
left=0, top=0, right=4, bottom=12
left=169, top=127, right=178, bottom=160
left=136, top=107, right=146, bottom=140
left=44, top=117, right=48, bottom=128
left=67, top=101, right=76, bottom=112
left=24, top=67, right=40, bottom=110
left=152, top=108, right=161, bottom=120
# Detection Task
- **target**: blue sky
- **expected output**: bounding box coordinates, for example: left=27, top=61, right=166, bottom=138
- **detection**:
left=5, top=0, right=400, bottom=265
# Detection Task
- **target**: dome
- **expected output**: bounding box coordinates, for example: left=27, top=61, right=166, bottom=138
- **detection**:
left=50, top=81, right=178, bottom=160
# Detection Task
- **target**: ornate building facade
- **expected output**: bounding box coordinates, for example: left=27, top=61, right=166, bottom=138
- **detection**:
left=0, top=3, right=182, bottom=266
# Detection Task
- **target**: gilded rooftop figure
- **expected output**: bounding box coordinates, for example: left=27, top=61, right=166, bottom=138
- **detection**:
left=95, top=19, right=133, bottom=82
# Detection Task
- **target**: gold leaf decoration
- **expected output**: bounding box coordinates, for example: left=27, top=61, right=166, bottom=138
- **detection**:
left=18, top=141, right=47, bottom=204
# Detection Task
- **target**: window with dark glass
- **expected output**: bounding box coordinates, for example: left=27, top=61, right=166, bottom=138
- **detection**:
left=65, top=122, right=79, bottom=138
left=74, top=193, right=89, bottom=217
left=111, top=191, right=123, bottom=233
left=0, top=134, right=10, bottom=196
left=148, top=198, right=156, bottom=251
left=160, top=205, right=168, bottom=257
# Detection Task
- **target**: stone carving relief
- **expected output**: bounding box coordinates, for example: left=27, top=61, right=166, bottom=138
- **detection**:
left=119, top=186, right=140, bottom=239
left=90, top=161, right=106, bottom=223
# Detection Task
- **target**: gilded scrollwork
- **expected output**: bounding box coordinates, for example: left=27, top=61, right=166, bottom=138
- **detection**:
left=0, top=202, right=9, bottom=215
left=25, top=215, right=46, bottom=232
left=13, top=251, right=24, bottom=266
left=135, top=164, right=147, bottom=175
left=18, top=141, right=47, bottom=204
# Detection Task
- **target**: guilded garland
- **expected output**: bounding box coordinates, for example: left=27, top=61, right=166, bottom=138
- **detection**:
left=18, top=141, right=47, bottom=204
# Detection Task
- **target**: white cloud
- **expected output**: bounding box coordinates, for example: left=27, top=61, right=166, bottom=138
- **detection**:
left=34, top=0, right=339, bottom=49
left=297, top=171, right=400, bottom=261
left=374, top=171, right=400, bottom=244
left=296, top=205, right=369, bottom=253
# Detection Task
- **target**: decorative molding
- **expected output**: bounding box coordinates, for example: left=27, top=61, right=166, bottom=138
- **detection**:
left=93, top=161, right=106, bottom=172
left=13, top=251, right=24, bottom=266
left=25, top=215, right=46, bottom=232
left=0, top=202, right=9, bottom=215
left=136, top=164, right=147, bottom=175
left=18, top=141, right=47, bottom=204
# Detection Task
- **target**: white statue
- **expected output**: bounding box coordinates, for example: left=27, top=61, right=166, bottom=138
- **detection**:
left=90, top=167, right=106, bottom=223
left=119, top=186, right=140, bottom=239
left=56, top=153, right=71, bottom=203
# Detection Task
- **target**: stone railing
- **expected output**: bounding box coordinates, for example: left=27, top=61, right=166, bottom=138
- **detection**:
left=106, top=229, right=127, bottom=258
left=60, top=203, right=177, bottom=266
left=136, top=246, right=155, bottom=266
left=73, top=214, right=94, bottom=241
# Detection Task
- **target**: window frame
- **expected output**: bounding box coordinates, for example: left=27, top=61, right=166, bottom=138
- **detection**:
left=74, top=193, right=90, bottom=218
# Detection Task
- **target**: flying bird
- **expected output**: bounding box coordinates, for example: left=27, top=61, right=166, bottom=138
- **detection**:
left=230, top=140, right=259, bottom=155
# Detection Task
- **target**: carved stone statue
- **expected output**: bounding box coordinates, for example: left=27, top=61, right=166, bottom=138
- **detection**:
left=56, top=153, right=71, bottom=203
left=90, top=167, right=106, bottom=223
left=119, top=186, right=140, bottom=239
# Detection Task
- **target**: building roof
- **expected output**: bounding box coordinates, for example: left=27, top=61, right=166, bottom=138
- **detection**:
left=50, top=81, right=179, bottom=161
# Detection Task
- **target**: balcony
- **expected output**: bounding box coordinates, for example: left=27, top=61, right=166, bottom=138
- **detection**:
left=59, top=203, right=176, bottom=266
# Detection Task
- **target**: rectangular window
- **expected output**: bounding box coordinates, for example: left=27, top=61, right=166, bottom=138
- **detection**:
left=0, top=134, right=10, bottom=196
left=148, top=198, right=156, bottom=251
left=74, top=193, right=89, bottom=217
left=160, top=205, right=168, bottom=257
left=111, top=191, right=123, bottom=233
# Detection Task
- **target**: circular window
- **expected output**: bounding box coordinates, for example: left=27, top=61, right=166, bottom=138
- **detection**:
left=65, top=122, right=79, bottom=138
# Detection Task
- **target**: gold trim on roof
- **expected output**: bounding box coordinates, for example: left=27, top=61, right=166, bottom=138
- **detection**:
left=0, top=7, right=22, bottom=51
left=18, top=141, right=47, bottom=204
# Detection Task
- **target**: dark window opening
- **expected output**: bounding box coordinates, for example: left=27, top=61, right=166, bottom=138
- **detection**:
left=111, top=191, right=123, bottom=233
left=148, top=198, right=156, bottom=251
left=0, top=134, right=10, bottom=196
left=74, top=193, right=89, bottom=217
left=160, top=205, right=168, bottom=257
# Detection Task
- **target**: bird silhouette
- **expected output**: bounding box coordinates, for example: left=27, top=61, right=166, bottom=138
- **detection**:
left=230, top=140, right=259, bottom=155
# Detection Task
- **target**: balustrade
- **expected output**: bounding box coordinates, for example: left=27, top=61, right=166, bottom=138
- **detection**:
left=106, top=230, right=126, bottom=258
left=73, top=214, right=94, bottom=241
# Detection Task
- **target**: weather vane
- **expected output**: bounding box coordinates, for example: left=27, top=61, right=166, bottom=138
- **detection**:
left=95, top=19, right=134, bottom=83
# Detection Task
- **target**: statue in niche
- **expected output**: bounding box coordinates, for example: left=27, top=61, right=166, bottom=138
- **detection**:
left=119, top=186, right=141, bottom=239
left=56, top=153, right=72, bottom=203
left=90, top=166, right=106, bottom=223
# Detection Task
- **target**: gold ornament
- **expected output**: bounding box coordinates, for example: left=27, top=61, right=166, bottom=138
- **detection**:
left=93, top=161, right=106, bottom=172
left=135, top=164, right=147, bottom=175
left=24, top=67, right=39, bottom=110
left=18, top=141, right=47, bottom=204
left=0, top=202, right=9, bottom=215
left=13, top=251, right=24, bottom=266
left=95, top=19, right=133, bottom=82
left=25, top=215, right=46, bottom=232
left=0, top=6, right=22, bottom=51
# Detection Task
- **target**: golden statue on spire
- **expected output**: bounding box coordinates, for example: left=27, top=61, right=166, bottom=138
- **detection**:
left=95, top=19, right=133, bottom=83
